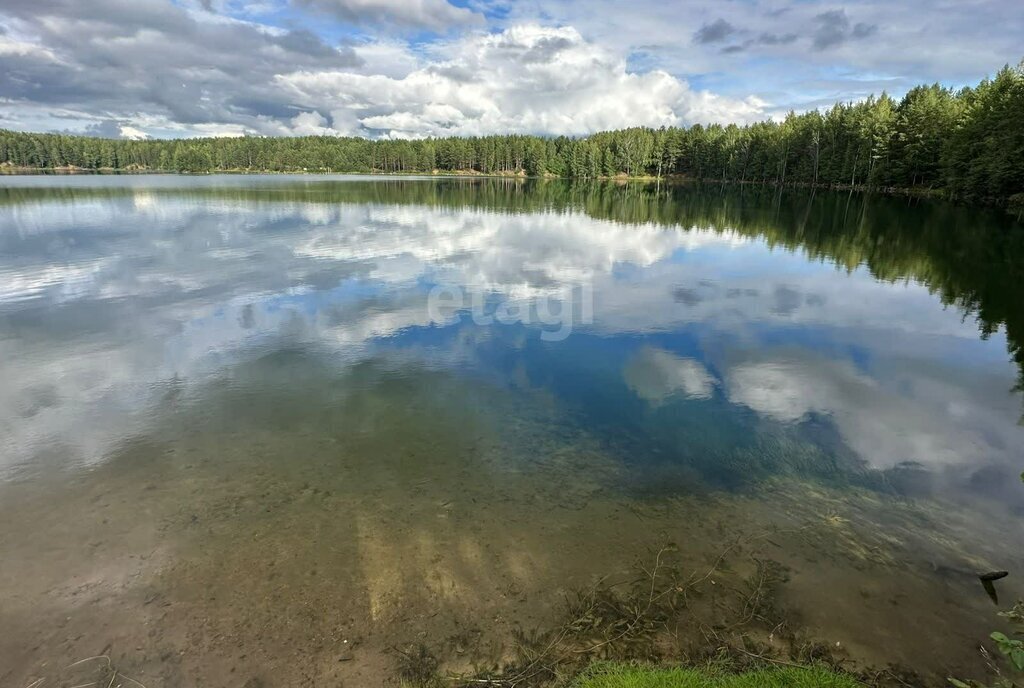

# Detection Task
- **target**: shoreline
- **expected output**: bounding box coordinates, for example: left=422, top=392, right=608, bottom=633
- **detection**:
left=0, top=166, right=1004, bottom=208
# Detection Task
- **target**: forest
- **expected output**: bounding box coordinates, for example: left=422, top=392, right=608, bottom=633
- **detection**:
left=1, top=62, right=1021, bottom=205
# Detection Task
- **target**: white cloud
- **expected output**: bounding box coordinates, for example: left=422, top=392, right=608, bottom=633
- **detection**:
left=119, top=124, right=149, bottom=139
left=2, top=186, right=1020, bottom=481
left=497, top=0, right=1024, bottom=113
left=724, top=354, right=1019, bottom=471
left=350, top=39, right=422, bottom=78
left=1, top=0, right=1021, bottom=137
left=0, top=194, right=747, bottom=469
left=289, top=110, right=339, bottom=136
left=0, top=34, right=60, bottom=60
left=291, top=204, right=737, bottom=294
left=295, top=0, right=483, bottom=31
left=624, top=347, right=717, bottom=403
left=277, top=25, right=768, bottom=138
left=0, top=260, right=111, bottom=304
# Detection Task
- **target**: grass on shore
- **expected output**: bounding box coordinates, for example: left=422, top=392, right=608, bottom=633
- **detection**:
left=569, top=662, right=863, bottom=688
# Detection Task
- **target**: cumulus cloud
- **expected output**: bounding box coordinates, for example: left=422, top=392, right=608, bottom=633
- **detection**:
left=0, top=0, right=1021, bottom=137
left=0, top=0, right=363, bottom=136
left=499, top=0, right=1020, bottom=120
left=811, top=9, right=877, bottom=51
left=693, top=18, right=735, bottom=44
left=295, top=0, right=484, bottom=31
left=0, top=0, right=767, bottom=138
left=278, top=25, right=768, bottom=138
left=757, top=32, right=798, bottom=46
left=81, top=119, right=150, bottom=140
left=724, top=354, right=1018, bottom=472
left=288, top=110, right=339, bottom=136
left=624, top=347, right=717, bottom=403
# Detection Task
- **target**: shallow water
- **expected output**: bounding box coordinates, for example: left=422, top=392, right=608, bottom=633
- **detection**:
left=1, top=176, right=1023, bottom=686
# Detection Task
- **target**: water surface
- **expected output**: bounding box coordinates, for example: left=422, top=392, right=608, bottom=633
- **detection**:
left=1, top=176, right=1023, bottom=686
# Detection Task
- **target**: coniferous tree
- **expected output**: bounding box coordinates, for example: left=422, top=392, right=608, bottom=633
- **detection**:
left=1, top=62, right=1022, bottom=204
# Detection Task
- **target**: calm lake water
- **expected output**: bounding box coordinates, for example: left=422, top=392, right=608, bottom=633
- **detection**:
left=1, top=175, right=1023, bottom=687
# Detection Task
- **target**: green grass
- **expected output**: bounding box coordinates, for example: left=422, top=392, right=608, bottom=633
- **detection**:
left=569, top=662, right=863, bottom=688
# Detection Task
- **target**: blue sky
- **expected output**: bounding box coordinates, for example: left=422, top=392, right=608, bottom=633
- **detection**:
left=0, top=0, right=1021, bottom=139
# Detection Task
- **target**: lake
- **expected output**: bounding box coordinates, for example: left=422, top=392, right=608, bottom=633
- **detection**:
left=1, top=175, right=1023, bottom=687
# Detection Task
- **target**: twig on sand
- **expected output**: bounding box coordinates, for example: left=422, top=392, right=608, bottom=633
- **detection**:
left=66, top=657, right=112, bottom=671
left=59, top=654, right=148, bottom=688
left=733, top=647, right=809, bottom=670
left=115, top=673, right=148, bottom=688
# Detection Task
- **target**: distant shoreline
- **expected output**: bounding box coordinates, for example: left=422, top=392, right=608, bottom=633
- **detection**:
left=5, top=61, right=1022, bottom=211
left=0, top=167, right=981, bottom=207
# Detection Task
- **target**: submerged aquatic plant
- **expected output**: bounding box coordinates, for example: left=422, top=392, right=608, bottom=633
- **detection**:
left=950, top=600, right=1024, bottom=688
left=395, top=643, right=441, bottom=685
left=948, top=477, right=1024, bottom=687
left=397, top=538, right=880, bottom=687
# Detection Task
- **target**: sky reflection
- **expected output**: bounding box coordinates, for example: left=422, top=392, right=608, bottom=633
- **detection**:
left=0, top=177, right=1020, bottom=508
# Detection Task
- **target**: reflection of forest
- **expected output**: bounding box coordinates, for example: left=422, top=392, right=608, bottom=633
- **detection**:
left=3, top=178, right=1022, bottom=397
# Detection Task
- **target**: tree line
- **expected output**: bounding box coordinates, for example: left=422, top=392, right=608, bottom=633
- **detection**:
left=1, top=62, right=1021, bottom=205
